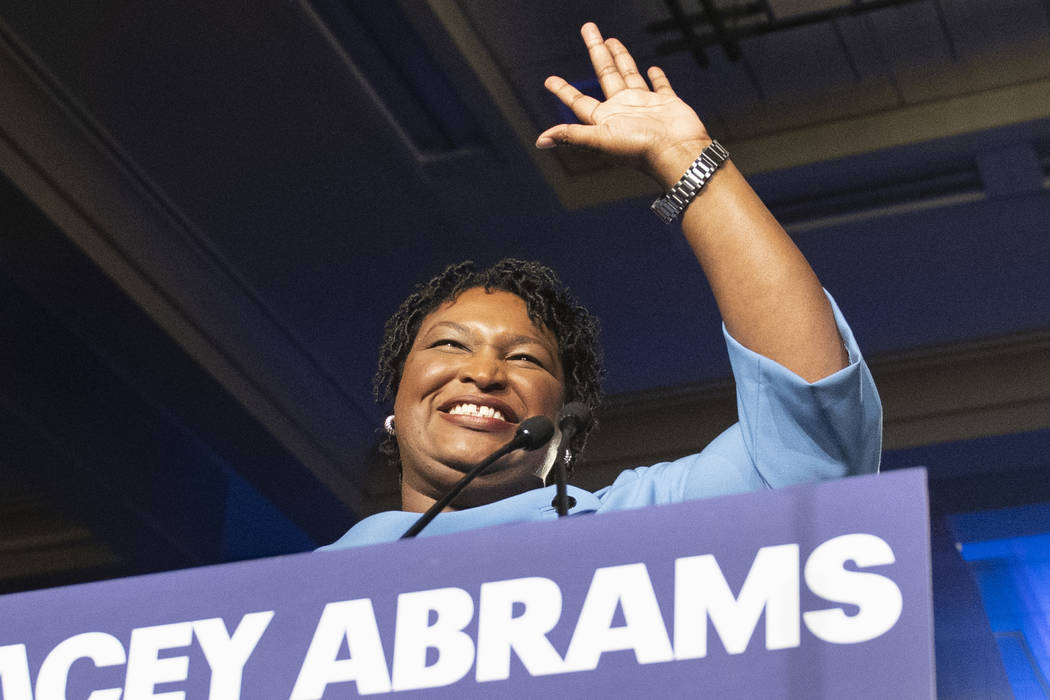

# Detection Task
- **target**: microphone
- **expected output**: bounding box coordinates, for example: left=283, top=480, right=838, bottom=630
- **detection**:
left=558, top=402, right=593, bottom=439
left=513, top=414, right=558, bottom=452
left=554, top=402, right=593, bottom=517
left=401, top=416, right=555, bottom=539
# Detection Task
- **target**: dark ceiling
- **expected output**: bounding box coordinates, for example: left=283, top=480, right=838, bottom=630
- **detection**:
left=1, top=0, right=1049, bottom=593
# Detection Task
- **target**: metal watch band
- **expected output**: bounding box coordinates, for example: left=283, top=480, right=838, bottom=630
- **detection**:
left=650, top=140, right=729, bottom=224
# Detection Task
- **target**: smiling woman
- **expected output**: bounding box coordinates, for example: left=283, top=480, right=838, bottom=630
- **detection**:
left=372, top=259, right=603, bottom=493
left=320, top=23, right=881, bottom=550
left=395, top=287, right=566, bottom=510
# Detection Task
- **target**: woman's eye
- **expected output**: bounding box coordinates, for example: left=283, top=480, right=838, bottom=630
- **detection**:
left=510, top=353, right=543, bottom=366
left=430, top=339, right=466, bottom=350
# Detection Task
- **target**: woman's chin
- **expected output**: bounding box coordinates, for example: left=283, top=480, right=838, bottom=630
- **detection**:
left=438, top=441, right=525, bottom=473
left=438, top=453, right=539, bottom=488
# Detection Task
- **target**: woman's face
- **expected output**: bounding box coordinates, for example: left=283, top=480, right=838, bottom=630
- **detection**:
left=393, top=287, right=565, bottom=510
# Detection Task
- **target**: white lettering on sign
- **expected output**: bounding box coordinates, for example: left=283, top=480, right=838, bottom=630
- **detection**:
left=391, top=587, right=475, bottom=691
left=37, top=632, right=125, bottom=700
left=1, top=611, right=273, bottom=700
left=124, top=621, right=193, bottom=699
left=292, top=533, right=901, bottom=697
left=674, top=543, right=800, bottom=658
left=475, top=576, right=563, bottom=681
left=290, top=599, right=391, bottom=698
left=803, top=533, right=903, bottom=643
left=194, top=612, right=274, bottom=699
left=562, top=563, right=673, bottom=672
left=2, top=533, right=904, bottom=697
left=0, top=644, right=33, bottom=700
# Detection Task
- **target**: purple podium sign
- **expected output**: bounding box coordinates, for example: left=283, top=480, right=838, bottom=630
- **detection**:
left=0, top=469, right=932, bottom=698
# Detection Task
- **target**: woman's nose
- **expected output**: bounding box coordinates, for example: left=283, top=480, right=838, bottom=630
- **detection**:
left=459, top=351, right=506, bottom=389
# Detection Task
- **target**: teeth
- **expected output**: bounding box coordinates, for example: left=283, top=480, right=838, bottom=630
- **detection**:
left=448, top=403, right=505, bottom=421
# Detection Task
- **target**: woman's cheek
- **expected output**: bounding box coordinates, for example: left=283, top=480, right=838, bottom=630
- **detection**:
left=403, top=353, right=458, bottom=396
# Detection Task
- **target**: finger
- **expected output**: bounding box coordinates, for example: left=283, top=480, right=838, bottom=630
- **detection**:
left=535, top=123, right=603, bottom=151
left=581, top=22, right=626, bottom=97
left=647, top=66, right=677, bottom=96
left=606, top=38, right=648, bottom=90
left=543, top=76, right=601, bottom=123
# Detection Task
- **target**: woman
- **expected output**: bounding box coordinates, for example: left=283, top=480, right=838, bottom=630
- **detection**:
left=322, top=23, right=881, bottom=549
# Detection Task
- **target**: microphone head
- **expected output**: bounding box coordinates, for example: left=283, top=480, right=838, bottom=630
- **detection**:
left=558, top=402, right=593, bottom=432
left=514, top=416, right=556, bottom=451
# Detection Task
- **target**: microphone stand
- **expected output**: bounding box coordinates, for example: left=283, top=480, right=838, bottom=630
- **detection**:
left=401, top=441, right=521, bottom=539
left=401, top=416, right=554, bottom=539
left=554, top=449, right=571, bottom=517
left=553, top=402, right=592, bottom=517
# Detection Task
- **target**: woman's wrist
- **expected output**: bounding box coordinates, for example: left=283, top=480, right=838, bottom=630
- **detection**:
left=651, top=137, right=713, bottom=189
left=650, top=140, right=730, bottom=223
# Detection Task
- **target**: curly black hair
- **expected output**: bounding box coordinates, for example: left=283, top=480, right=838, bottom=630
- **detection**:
left=374, top=258, right=604, bottom=475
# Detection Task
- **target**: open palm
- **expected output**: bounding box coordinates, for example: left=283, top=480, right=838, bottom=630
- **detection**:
left=536, top=24, right=710, bottom=183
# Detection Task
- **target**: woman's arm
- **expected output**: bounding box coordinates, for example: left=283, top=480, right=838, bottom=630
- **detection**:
left=537, top=23, right=847, bottom=382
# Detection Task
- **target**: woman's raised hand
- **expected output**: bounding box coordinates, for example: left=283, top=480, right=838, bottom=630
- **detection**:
left=538, top=25, right=848, bottom=382
left=536, top=23, right=710, bottom=187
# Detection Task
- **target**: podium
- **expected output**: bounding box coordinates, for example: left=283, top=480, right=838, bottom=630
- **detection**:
left=0, top=469, right=932, bottom=698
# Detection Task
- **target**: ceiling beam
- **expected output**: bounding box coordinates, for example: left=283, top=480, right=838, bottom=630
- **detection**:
left=0, top=20, right=373, bottom=516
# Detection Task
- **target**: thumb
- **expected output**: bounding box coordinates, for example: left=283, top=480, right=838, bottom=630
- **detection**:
left=535, top=123, right=602, bottom=150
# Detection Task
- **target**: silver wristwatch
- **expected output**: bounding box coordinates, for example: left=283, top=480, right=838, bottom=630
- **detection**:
left=650, top=140, right=729, bottom=224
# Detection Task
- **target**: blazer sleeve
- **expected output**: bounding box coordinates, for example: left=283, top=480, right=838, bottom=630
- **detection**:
left=594, top=291, right=882, bottom=510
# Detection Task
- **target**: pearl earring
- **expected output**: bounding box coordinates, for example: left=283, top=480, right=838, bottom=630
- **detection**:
left=384, top=415, right=395, bottom=435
